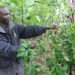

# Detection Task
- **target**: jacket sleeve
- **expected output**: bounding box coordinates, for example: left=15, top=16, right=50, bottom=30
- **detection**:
left=16, top=24, right=46, bottom=39
left=0, top=34, right=18, bottom=60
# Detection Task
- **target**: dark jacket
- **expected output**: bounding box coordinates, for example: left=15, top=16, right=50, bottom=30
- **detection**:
left=0, top=22, right=46, bottom=68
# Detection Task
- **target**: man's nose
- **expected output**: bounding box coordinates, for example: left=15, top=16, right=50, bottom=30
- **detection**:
left=7, top=15, right=10, bottom=19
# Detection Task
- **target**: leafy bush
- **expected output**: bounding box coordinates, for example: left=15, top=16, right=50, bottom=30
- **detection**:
left=1, top=0, right=75, bottom=75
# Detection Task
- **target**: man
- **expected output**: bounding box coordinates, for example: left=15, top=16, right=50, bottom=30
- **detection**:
left=0, top=6, right=57, bottom=75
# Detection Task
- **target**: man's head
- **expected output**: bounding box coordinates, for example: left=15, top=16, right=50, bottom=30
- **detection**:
left=0, top=6, right=10, bottom=25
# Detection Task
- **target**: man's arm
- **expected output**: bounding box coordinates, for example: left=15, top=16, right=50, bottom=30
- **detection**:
left=17, top=25, right=47, bottom=39
left=0, top=34, right=18, bottom=60
left=16, top=23, right=57, bottom=39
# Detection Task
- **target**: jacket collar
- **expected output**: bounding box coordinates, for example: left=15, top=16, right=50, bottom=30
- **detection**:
left=0, top=26, right=6, bottom=33
left=0, top=21, right=15, bottom=33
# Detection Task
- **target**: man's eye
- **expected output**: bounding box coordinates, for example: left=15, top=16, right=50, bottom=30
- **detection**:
left=5, top=13, right=10, bottom=15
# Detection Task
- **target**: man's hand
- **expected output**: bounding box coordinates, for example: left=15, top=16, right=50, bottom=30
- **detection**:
left=46, top=23, right=58, bottom=30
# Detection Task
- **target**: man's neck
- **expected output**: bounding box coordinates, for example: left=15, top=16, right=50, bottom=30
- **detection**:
left=1, top=21, right=9, bottom=25
left=0, top=21, right=15, bottom=30
left=0, top=22, right=9, bottom=32
left=0, top=21, right=9, bottom=26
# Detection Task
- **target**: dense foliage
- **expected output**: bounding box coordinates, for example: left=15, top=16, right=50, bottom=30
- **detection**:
left=0, top=0, right=75, bottom=75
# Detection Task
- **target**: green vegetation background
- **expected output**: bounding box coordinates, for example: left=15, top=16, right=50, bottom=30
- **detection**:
left=0, top=0, right=75, bottom=75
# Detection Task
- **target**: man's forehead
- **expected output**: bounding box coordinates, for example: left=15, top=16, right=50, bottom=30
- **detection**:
left=0, top=7, right=9, bottom=14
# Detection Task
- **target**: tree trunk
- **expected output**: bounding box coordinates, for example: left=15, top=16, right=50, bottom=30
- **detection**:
left=68, top=0, right=75, bottom=75
left=67, top=0, right=75, bottom=23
